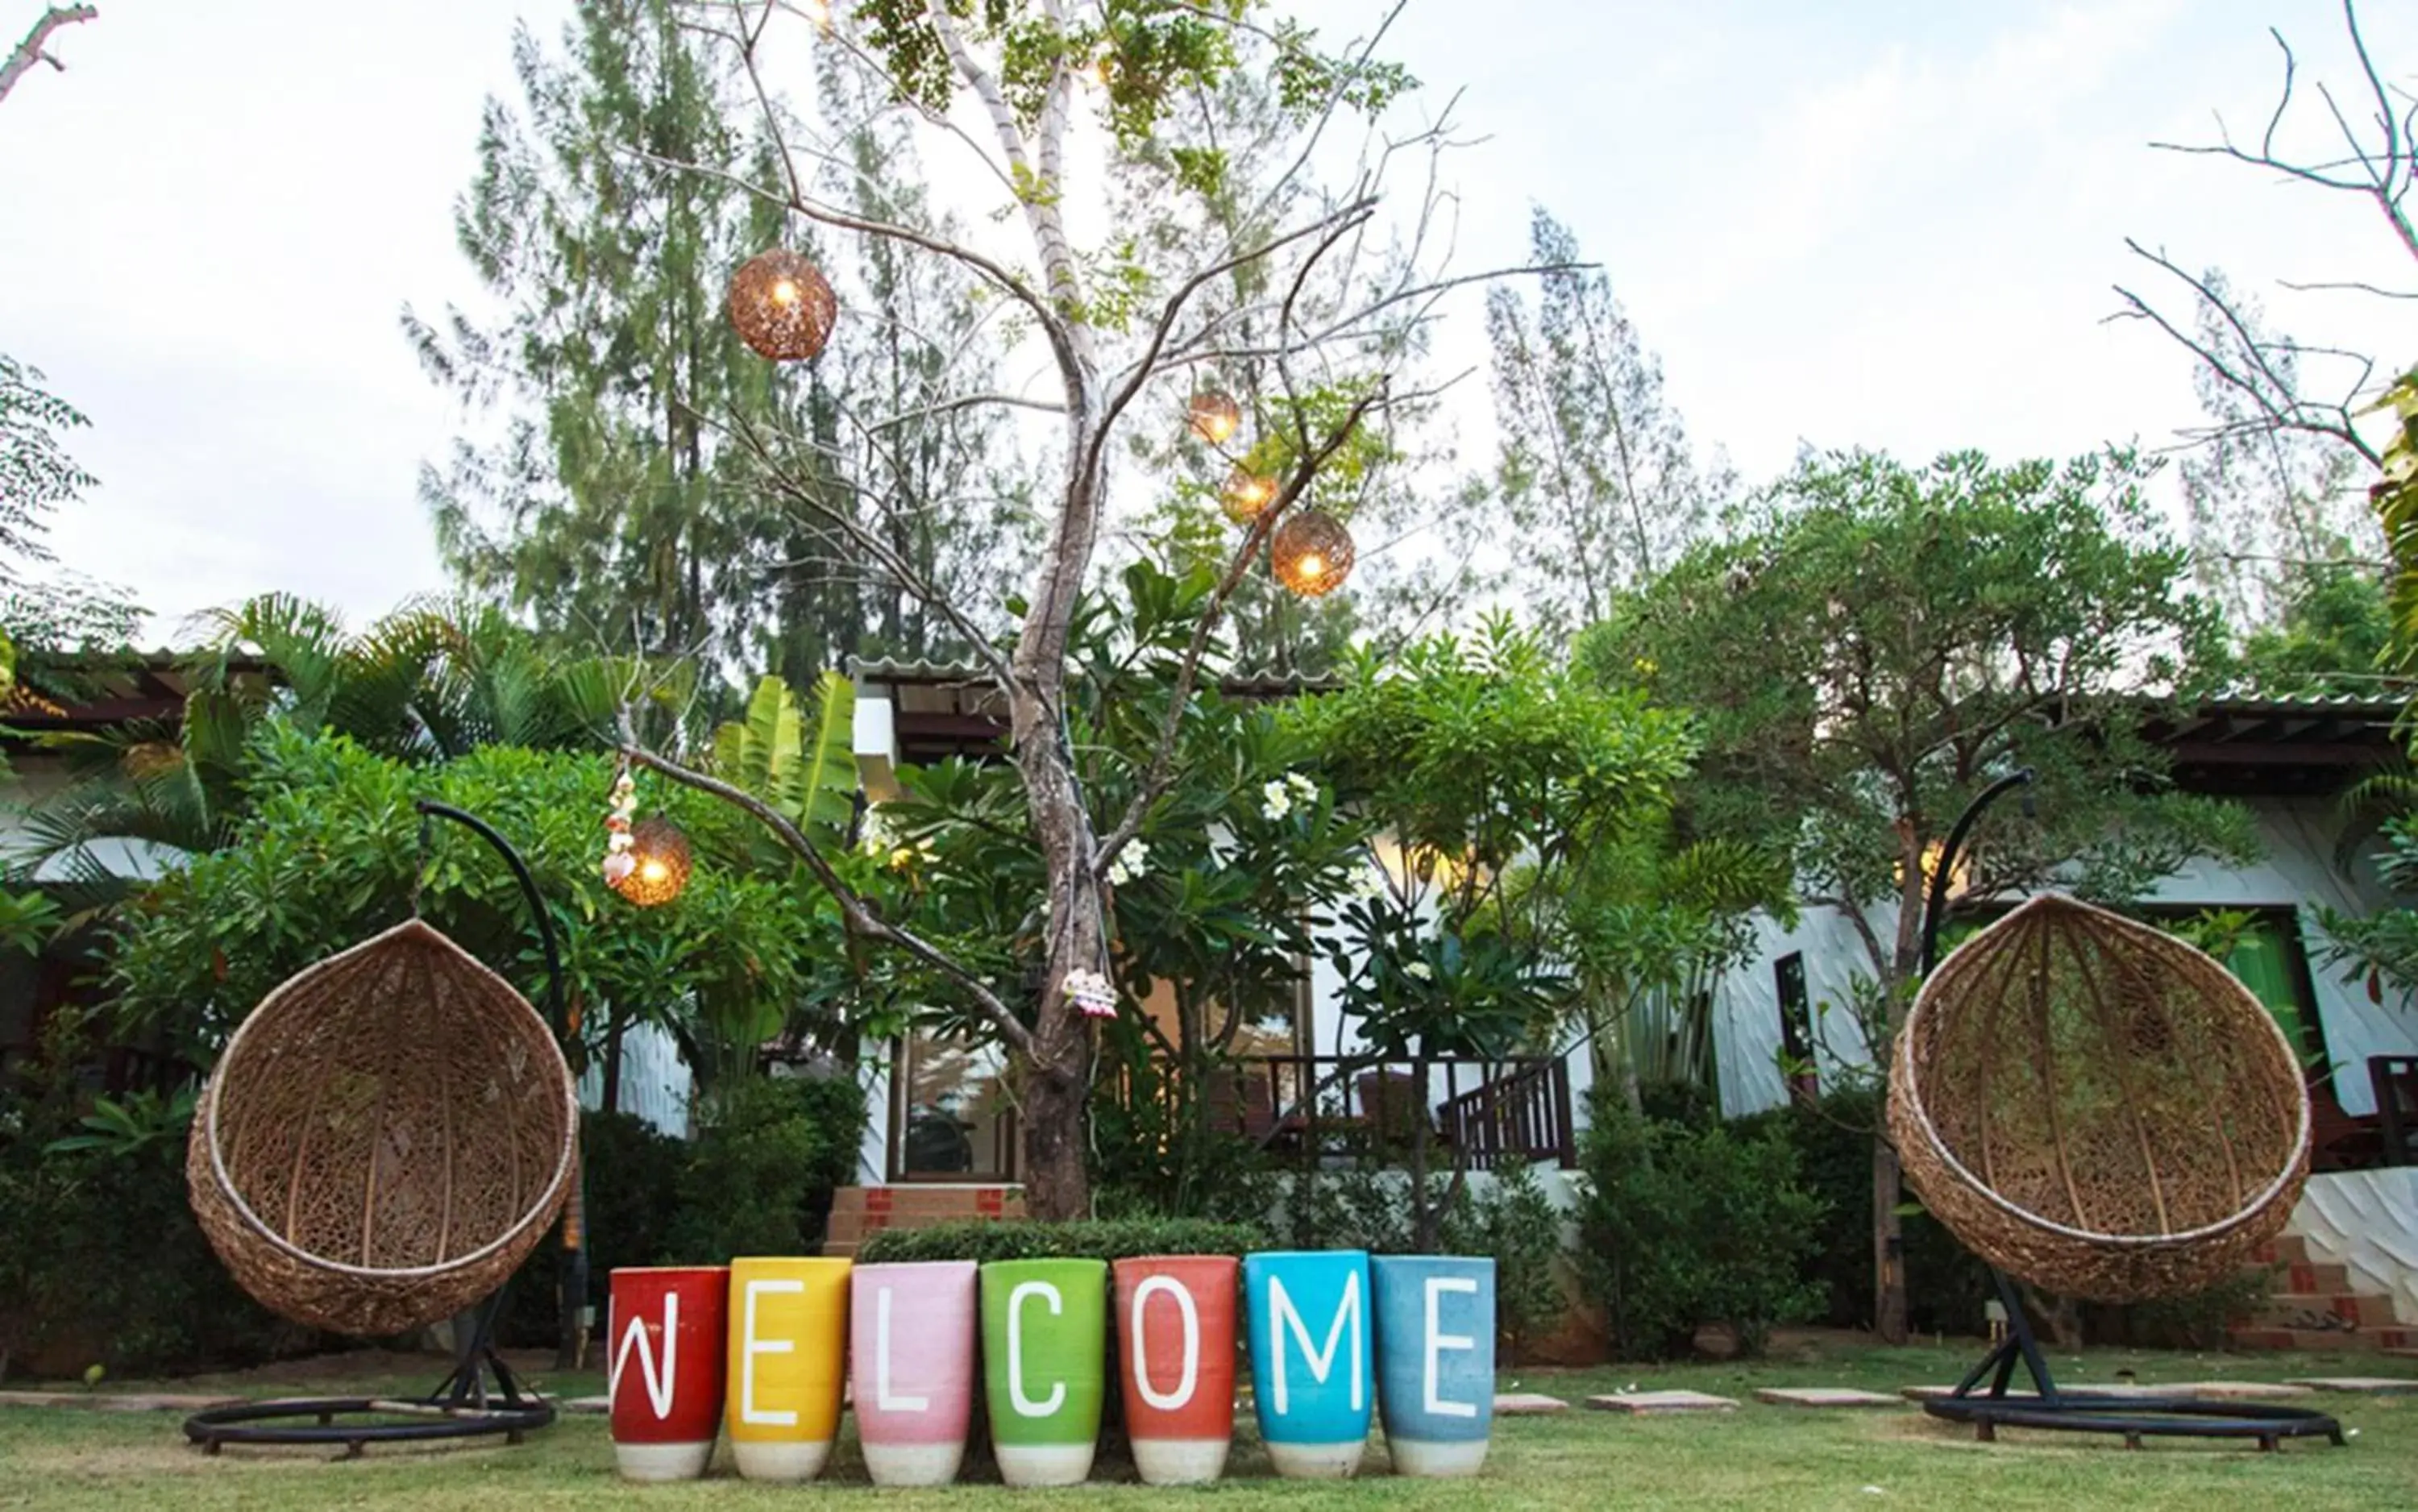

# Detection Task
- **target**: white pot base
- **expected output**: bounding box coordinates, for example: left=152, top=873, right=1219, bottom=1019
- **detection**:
left=995, top=1441, right=1097, bottom=1487
left=1266, top=1439, right=1367, bottom=1478
left=613, top=1439, right=716, bottom=1481
left=1388, top=1436, right=1489, bottom=1477
left=862, top=1439, right=967, bottom=1487
left=1132, top=1436, right=1230, bottom=1485
left=733, top=1438, right=834, bottom=1482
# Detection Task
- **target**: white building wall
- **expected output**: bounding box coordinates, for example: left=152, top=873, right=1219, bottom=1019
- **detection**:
left=1713, top=796, right=2418, bottom=1119
left=576, top=1020, right=693, bottom=1139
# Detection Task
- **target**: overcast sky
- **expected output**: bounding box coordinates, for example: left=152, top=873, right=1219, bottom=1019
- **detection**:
left=5, top=0, right=2417, bottom=642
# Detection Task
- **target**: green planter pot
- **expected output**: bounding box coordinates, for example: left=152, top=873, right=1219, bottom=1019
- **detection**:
left=980, top=1259, right=1107, bottom=1487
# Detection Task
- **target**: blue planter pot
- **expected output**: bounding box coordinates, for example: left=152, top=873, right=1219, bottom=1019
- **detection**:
left=1372, top=1255, right=1495, bottom=1477
left=1242, top=1250, right=1373, bottom=1478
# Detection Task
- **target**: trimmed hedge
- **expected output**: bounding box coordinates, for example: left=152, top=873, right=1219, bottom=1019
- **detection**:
left=857, top=1217, right=1269, bottom=1265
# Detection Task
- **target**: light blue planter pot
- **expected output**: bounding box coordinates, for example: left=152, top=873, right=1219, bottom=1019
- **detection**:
left=1372, top=1255, right=1496, bottom=1477
left=1243, top=1250, right=1372, bottom=1478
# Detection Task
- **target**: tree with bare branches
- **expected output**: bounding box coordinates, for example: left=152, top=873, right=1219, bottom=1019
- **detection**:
left=608, top=0, right=1564, bottom=1220
left=0, top=4, right=94, bottom=108
left=2114, top=0, right=2412, bottom=625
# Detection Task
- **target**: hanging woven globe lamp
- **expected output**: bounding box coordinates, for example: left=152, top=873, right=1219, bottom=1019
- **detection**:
left=1222, top=467, right=1278, bottom=525
left=1272, top=509, right=1355, bottom=596
left=611, top=816, right=694, bottom=908
left=728, top=248, right=838, bottom=362
left=1188, top=390, right=1242, bottom=446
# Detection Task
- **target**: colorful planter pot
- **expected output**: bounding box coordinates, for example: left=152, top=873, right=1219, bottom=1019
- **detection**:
left=980, top=1258, right=1108, bottom=1486
left=1372, top=1255, right=1497, bottom=1477
left=608, top=1266, right=729, bottom=1481
left=1243, top=1249, right=1373, bottom=1479
left=725, top=1257, right=850, bottom=1481
left=850, top=1261, right=979, bottom=1486
left=1113, top=1255, right=1240, bottom=1485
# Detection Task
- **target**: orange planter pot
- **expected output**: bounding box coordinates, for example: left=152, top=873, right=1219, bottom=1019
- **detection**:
left=1113, top=1256, right=1240, bottom=1485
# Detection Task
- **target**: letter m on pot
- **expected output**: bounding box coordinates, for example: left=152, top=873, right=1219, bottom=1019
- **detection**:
left=1267, top=1273, right=1364, bottom=1415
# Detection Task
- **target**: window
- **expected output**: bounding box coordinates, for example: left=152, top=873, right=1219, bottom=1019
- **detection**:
left=891, top=1031, right=1017, bottom=1182
left=1774, top=952, right=1818, bottom=1101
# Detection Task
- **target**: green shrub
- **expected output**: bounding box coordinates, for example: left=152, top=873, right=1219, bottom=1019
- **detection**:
left=1441, top=1161, right=1568, bottom=1358
left=0, top=1119, right=307, bottom=1377
left=857, top=1217, right=1268, bottom=1265
left=1733, top=1088, right=1992, bottom=1335
left=1576, top=1090, right=1825, bottom=1359
left=664, top=1073, right=867, bottom=1263
left=497, top=1108, right=688, bottom=1348
left=1266, top=1166, right=1411, bottom=1253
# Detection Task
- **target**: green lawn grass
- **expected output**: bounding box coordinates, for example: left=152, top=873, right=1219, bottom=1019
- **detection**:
left=1, top=1336, right=2410, bottom=1510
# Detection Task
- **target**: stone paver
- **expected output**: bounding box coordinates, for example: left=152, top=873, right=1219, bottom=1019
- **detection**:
left=561, top=1395, right=612, bottom=1414
left=1901, top=1382, right=2171, bottom=1402
left=1494, top=1393, right=1569, bottom=1415
left=2173, top=1380, right=2316, bottom=1401
left=1585, top=1390, right=1738, bottom=1414
left=1755, top=1387, right=1901, bottom=1409
left=0, top=1391, right=243, bottom=1412
left=2284, top=1377, right=2417, bottom=1395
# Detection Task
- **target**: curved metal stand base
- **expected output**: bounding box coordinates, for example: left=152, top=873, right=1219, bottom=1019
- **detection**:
left=1924, top=1393, right=2345, bottom=1452
left=1929, top=1271, right=2346, bottom=1453
left=183, top=1395, right=555, bottom=1458
left=185, top=1292, right=555, bottom=1459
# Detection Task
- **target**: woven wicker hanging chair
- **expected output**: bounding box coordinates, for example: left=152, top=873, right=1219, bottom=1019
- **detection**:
left=1888, top=893, right=2312, bottom=1303
left=185, top=919, right=580, bottom=1337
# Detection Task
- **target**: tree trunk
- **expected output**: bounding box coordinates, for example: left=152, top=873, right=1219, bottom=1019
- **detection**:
left=1020, top=1046, right=1091, bottom=1220
left=1872, top=1136, right=1908, bottom=1343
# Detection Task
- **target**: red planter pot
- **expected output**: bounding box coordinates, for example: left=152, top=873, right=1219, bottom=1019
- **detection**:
left=1114, top=1256, right=1240, bottom=1485
left=608, top=1266, right=729, bottom=1481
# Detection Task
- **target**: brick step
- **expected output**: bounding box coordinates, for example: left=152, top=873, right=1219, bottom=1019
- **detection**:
left=2226, top=1325, right=2404, bottom=1352
left=2242, top=1294, right=2405, bottom=1331
left=825, top=1184, right=1024, bottom=1255
left=2272, top=1261, right=2354, bottom=1295
left=2248, top=1235, right=2312, bottom=1266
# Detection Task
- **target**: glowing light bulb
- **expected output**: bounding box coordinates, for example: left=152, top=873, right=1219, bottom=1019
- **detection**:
left=1299, top=553, right=1326, bottom=579
left=640, top=858, right=670, bottom=883
left=770, top=278, right=800, bottom=306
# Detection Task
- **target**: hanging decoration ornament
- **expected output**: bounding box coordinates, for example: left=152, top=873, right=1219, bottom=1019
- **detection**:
left=728, top=247, right=839, bottom=362
left=1271, top=509, right=1356, bottom=597
left=601, top=767, right=638, bottom=889
left=1221, top=467, right=1278, bottom=525
left=1188, top=390, right=1242, bottom=447
left=1062, top=968, right=1119, bottom=1020
left=615, top=817, right=694, bottom=908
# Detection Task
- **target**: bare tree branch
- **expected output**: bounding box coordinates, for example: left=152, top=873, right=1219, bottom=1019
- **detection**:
left=0, top=3, right=96, bottom=106
left=618, top=724, right=1037, bottom=1056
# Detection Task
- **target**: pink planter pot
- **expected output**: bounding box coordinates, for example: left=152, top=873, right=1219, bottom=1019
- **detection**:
left=849, top=1261, right=978, bottom=1486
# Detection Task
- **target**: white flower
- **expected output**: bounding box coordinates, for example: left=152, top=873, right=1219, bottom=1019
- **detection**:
left=1348, top=865, right=1386, bottom=900
left=1286, top=771, right=1318, bottom=802
left=1260, top=779, right=1294, bottom=821
left=1106, top=840, right=1149, bottom=887
left=1404, top=960, right=1433, bottom=982
left=858, top=806, right=896, bottom=858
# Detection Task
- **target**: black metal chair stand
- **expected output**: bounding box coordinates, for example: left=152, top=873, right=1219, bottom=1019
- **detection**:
left=1922, top=1270, right=2344, bottom=1451
left=182, top=1292, right=555, bottom=1458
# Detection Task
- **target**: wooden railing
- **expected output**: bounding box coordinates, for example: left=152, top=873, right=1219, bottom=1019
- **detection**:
left=1219, top=1053, right=1578, bottom=1170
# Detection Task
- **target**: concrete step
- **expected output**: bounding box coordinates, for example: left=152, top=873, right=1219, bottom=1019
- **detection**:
left=824, top=1184, right=1025, bottom=1255
left=2275, top=1261, right=2354, bottom=1295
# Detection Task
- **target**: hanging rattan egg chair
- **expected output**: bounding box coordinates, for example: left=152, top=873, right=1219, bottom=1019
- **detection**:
left=1887, top=894, right=2312, bottom=1303
left=185, top=918, right=580, bottom=1337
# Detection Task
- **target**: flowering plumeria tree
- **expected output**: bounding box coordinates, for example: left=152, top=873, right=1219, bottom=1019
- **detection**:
left=616, top=1, right=1567, bottom=1218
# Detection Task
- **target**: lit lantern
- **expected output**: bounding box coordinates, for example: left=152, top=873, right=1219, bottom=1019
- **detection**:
left=1221, top=467, right=1278, bottom=524
left=1271, top=509, right=1354, bottom=597
left=728, top=248, right=838, bottom=363
left=1188, top=391, right=1241, bottom=446
left=613, top=816, right=694, bottom=908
